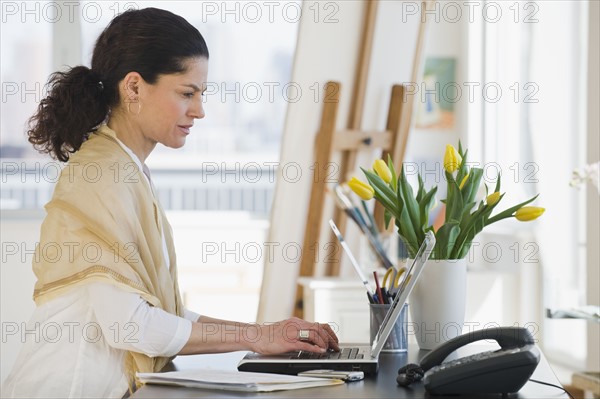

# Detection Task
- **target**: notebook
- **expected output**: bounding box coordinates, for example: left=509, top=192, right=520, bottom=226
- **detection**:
left=137, top=369, right=344, bottom=392
left=237, top=223, right=436, bottom=375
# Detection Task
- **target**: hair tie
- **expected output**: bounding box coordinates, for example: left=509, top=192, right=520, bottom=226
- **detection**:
left=89, top=69, right=104, bottom=92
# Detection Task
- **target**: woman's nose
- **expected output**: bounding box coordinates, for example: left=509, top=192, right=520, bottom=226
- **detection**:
left=189, top=96, right=205, bottom=119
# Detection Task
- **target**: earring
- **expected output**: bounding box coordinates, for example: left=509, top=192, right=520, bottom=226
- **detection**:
left=127, top=101, right=142, bottom=116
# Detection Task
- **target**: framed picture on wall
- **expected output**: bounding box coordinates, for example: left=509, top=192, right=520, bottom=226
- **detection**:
left=415, top=57, right=456, bottom=130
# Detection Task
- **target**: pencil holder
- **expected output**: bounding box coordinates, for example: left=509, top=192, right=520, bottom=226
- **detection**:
left=369, top=303, right=408, bottom=352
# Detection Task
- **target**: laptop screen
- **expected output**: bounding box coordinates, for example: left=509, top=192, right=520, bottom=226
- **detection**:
left=370, top=231, right=435, bottom=355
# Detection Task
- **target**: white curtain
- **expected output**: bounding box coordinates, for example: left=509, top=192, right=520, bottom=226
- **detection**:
left=528, top=1, right=588, bottom=365
left=478, top=0, right=590, bottom=367
left=584, top=0, right=600, bottom=372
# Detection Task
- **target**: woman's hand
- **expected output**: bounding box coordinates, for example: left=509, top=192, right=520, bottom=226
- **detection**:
left=251, top=317, right=340, bottom=355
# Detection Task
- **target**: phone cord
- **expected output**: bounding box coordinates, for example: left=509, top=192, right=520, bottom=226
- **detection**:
left=396, top=363, right=425, bottom=387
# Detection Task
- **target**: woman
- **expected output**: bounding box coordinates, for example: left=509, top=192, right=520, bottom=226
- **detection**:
left=2, top=8, right=338, bottom=398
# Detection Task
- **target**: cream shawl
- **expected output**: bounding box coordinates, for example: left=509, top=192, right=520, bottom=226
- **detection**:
left=32, top=125, right=185, bottom=389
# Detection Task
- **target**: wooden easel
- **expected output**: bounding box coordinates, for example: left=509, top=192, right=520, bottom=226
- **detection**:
left=293, top=0, right=433, bottom=318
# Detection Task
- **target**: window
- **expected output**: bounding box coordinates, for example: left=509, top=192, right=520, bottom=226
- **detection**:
left=468, top=0, right=589, bottom=367
left=1, top=2, right=53, bottom=158
left=2, top=1, right=300, bottom=215
left=1, top=0, right=300, bottom=321
left=1, top=1, right=54, bottom=208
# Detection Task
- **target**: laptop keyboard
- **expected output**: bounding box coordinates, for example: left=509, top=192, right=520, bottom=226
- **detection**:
left=290, top=347, right=364, bottom=360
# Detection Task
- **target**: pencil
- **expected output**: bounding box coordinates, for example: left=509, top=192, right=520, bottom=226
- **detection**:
left=373, top=271, right=384, bottom=304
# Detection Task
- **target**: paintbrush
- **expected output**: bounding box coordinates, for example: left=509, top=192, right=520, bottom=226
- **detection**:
left=331, top=184, right=394, bottom=269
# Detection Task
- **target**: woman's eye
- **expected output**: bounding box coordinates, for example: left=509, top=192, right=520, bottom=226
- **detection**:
left=183, top=92, right=194, bottom=98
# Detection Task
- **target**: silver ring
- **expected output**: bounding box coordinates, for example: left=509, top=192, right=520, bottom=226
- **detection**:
left=298, top=329, right=310, bottom=341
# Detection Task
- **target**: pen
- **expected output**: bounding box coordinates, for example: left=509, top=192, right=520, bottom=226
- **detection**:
left=366, top=291, right=376, bottom=304
left=373, top=271, right=384, bottom=304
left=380, top=287, right=390, bottom=304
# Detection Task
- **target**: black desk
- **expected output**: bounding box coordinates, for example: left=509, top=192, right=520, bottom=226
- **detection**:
left=130, top=344, right=568, bottom=398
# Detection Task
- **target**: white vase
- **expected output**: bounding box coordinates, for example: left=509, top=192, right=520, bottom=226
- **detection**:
left=409, top=258, right=467, bottom=350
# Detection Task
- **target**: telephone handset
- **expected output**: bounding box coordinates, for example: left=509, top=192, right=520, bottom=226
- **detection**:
left=398, top=327, right=540, bottom=395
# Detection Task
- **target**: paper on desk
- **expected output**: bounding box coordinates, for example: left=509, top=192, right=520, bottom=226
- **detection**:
left=136, top=369, right=345, bottom=392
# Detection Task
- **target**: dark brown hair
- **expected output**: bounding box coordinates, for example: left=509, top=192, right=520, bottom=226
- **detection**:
left=27, top=8, right=209, bottom=162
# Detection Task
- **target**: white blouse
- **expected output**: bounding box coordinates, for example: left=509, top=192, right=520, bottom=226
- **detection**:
left=1, top=283, right=198, bottom=398
left=2, top=137, right=198, bottom=398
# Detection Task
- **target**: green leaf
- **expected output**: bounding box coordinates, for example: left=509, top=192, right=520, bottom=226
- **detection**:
left=362, top=168, right=399, bottom=217
left=466, top=205, right=495, bottom=241
left=451, top=191, right=498, bottom=255
left=434, top=222, right=460, bottom=259
left=450, top=222, right=474, bottom=259
left=451, top=194, right=504, bottom=259
left=458, top=242, right=473, bottom=259
left=396, top=183, right=406, bottom=224
left=400, top=166, right=424, bottom=243
left=462, top=195, right=498, bottom=240
left=384, top=209, right=392, bottom=229
left=419, top=186, right=438, bottom=231
left=396, top=206, right=419, bottom=257
left=387, top=154, right=398, bottom=193
left=458, top=202, right=476, bottom=230
left=396, top=177, right=405, bottom=226
left=486, top=194, right=539, bottom=225
left=495, top=172, right=502, bottom=193
left=458, top=172, right=470, bottom=194
left=416, top=174, right=425, bottom=203
left=456, top=149, right=469, bottom=185
left=477, top=199, right=485, bottom=210
left=462, top=167, right=483, bottom=207
left=451, top=203, right=498, bottom=259
left=445, top=171, right=464, bottom=223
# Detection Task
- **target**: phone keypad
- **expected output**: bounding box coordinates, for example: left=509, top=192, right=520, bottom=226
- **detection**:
left=429, top=349, right=519, bottom=373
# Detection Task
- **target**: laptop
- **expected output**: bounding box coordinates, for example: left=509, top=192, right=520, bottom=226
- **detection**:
left=237, top=223, right=436, bottom=375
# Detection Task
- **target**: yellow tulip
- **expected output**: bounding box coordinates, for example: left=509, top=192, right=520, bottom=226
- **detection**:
left=443, top=144, right=462, bottom=173
left=348, top=177, right=375, bottom=200
left=515, top=206, right=545, bottom=221
left=486, top=192, right=501, bottom=206
left=372, top=159, right=392, bottom=183
left=459, top=173, right=469, bottom=189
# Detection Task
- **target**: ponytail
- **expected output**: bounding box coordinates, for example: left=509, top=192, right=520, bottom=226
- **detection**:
left=27, top=66, right=108, bottom=162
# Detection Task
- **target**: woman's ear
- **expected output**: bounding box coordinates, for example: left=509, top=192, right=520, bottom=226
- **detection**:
left=121, top=72, right=143, bottom=101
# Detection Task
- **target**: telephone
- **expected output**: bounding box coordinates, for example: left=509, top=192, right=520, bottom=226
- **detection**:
left=397, top=327, right=540, bottom=395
